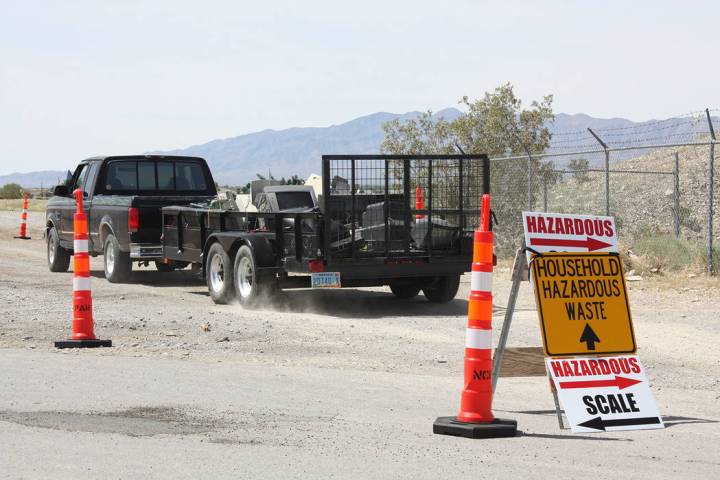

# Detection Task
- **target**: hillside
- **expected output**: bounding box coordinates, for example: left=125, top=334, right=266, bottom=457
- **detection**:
left=538, top=142, right=717, bottom=272
left=157, top=108, right=463, bottom=185
left=0, top=170, right=68, bottom=189
left=2, top=110, right=714, bottom=187
left=160, top=111, right=711, bottom=185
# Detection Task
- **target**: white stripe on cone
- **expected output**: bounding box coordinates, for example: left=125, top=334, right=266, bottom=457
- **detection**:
left=465, top=328, right=492, bottom=349
left=73, top=277, right=91, bottom=291
left=470, top=270, right=492, bottom=292
left=74, top=239, right=89, bottom=252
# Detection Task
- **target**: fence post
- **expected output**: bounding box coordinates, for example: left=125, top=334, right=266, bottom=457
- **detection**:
left=706, top=109, right=716, bottom=275
left=526, top=153, right=533, bottom=211
left=674, top=152, right=680, bottom=239
left=543, top=174, right=548, bottom=212
left=588, top=128, right=610, bottom=216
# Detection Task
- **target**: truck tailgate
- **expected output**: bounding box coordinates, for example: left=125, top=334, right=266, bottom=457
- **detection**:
left=130, top=195, right=214, bottom=244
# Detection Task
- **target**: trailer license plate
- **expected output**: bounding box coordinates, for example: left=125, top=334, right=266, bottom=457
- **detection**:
left=311, top=272, right=341, bottom=288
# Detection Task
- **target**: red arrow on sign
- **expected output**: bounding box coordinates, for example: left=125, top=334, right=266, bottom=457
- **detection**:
left=529, top=236, right=612, bottom=252
left=559, top=375, right=642, bottom=390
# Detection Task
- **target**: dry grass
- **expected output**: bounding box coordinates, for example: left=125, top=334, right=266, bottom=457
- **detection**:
left=0, top=199, right=48, bottom=212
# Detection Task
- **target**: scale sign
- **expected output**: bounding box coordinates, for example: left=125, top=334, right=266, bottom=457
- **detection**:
left=531, top=251, right=636, bottom=357
left=523, top=212, right=618, bottom=257
left=546, top=355, right=664, bottom=433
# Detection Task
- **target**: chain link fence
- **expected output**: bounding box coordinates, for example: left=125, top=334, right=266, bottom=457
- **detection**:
left=490, top=109, right=720, bottom=273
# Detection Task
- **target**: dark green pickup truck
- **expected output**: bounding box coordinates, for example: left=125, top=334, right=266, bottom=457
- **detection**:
left=45, top=155, right=216, bottom=282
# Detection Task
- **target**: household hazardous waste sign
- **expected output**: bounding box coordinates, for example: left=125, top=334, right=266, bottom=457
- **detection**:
left=523, top=211, right=617, bottom=258
left=546, top=355, right=664, bottom=433
left=531, top=251, right=636, bottom=356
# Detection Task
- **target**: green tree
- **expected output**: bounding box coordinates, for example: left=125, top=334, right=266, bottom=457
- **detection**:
left=0, top=183, right=23, bottom=199
left=568, top=158, right=590, bottom=184
left=381, top=83, right=554, bottom=253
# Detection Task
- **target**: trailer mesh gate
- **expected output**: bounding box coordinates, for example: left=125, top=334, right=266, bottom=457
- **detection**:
left=321, top=154, right=490, bottom=260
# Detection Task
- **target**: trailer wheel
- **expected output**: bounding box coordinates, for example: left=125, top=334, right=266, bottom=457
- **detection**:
left=233, top=245, right=270, bottom=308
left=206, top=243, right=236, bottom=304
left=422, top=275, right=461, bottom=303
left=389, top=282, right=421, bottom=299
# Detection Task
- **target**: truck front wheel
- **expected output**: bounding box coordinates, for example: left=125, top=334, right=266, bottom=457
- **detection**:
left=422, top=275, right=461, bottom=303
left=206, top=243, right=236, bottom=304
left=104, top=234, right=132, bottom=283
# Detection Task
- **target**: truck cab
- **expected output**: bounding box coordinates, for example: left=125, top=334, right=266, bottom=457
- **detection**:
left=46, top=155, right=216, bottom=282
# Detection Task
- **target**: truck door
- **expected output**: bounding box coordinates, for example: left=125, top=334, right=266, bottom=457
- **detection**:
left=81, top=162, right=100, bottom=252
left=59, top=164, right=90, bottom=245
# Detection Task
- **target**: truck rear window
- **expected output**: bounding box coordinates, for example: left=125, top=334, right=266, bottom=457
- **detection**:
left=104, top=160, right=209, bottom=193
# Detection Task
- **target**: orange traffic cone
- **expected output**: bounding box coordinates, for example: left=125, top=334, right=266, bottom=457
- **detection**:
left=55, top=189, right=111, bottom=349
left=415, top=185, right=425, bottom=220
left=433, top=193, right=517, bottom=439
left=13, top=193, right=31, bottom=240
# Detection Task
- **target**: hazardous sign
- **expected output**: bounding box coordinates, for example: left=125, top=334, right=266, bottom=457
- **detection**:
left=546, top=355, right=664, bottom=433
left=523, top=212, right=617, bottom=255
left=531, top=251, right=636, bottom=356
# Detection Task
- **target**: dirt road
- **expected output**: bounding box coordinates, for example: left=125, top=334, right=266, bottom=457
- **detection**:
left=1, top=211, right=718, bottom=478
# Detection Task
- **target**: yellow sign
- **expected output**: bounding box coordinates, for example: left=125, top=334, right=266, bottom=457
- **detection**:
left=531, top=252, right=636, bottom=357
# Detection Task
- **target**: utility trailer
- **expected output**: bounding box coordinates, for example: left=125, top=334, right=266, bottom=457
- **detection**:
left=161, top=154, right=489, bottom=307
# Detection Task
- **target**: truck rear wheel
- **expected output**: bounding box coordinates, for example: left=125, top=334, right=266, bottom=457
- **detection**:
left=233, top=245, right=271, bottom=308
left=47, top=227, right=71, bottom=272
left=389, top=282, right=421, bottom=299
left=104, top=234, right=132, bottom=283
left=206, top=243, right=236, bottom=304
left=422, top=275, right=460, bottom=303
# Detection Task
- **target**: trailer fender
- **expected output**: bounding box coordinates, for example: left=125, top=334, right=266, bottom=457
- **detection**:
left=203, top=233, right=276, bottom=270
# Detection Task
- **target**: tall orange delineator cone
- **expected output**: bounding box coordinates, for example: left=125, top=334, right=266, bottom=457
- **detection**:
left=13, top=193, right=31, bottom=240
left=55, top=189, right=111, bottom=349
left=415, top=185, right=425, bottom=220
left=433, top=193, right=517, bottom=439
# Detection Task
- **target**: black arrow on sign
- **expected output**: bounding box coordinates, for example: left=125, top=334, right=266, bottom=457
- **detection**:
left=579, top=416, right=662, bottom=431
left=579, top=323, right=600, bottom=350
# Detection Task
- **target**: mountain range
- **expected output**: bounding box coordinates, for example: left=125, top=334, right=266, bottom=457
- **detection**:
left=2, top=109, right=713, bottom=187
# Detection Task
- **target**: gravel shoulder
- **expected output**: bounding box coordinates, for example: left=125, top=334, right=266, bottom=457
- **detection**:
left=1, top=211, right=718, bottom=479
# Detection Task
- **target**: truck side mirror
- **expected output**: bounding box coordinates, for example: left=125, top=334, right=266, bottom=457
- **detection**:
left=53, top=185, right=69, bottom=197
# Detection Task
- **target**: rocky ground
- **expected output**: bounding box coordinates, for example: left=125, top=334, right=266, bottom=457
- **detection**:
left=0, top=211, right=719, bottom=479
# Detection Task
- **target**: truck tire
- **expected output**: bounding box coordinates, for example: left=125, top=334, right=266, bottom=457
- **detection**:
left=233, top=244, right=271, bottom=308
left=104, top=234, right=132, bottom=283
left=47, top=227, right=71, bottom=272
left=389, top=282, right=421, bottom=299
left=422, top=275, right=461, bottom=303
left=206, top=243, right=236, bottom=304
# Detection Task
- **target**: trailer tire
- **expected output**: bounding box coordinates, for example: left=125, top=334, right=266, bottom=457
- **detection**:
left=104, top=234, right=132, bottom=283
left=422, top=275, right=460, bottom=303
left=389, top=282, right=421, bottom=299
left=206, top=243, right=236, bottom=304
left=47, top=227, right=71, bottom=272
left=233, top=245, right=271, bottom=308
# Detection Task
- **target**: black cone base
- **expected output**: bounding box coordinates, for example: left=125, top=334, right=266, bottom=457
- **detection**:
left=13, top=236, right=31, bottom=240
left=54, top=339, right=112, bottom=349
left=433, top=416, right=517, bottom=439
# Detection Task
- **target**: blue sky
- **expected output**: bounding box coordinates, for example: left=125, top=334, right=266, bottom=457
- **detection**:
left=1, top=0, right=717, bottom=173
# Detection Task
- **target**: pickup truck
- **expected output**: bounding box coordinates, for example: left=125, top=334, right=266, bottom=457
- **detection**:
left=161, top=154, right=489, bottom=307
left=46, top=155, right=216, bottom=282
